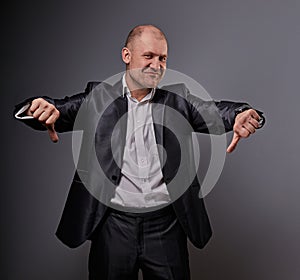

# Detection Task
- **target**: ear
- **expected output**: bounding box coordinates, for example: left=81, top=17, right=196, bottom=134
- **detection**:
left=122, top=47, right=131, bottom=64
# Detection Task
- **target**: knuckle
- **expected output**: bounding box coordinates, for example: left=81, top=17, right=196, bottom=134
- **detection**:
left=49, top=105, right=58, bottom=113
left=31, top=100, right=37, bottom=106
left=35, top=98, right=45, bottom=105
left=248, top=109, right=255, bottom=115
left=43, top=104, right=49, bottom=110
left=38, top=116, right=45, bottom=122
left=32, top=112, right=39, bottom=118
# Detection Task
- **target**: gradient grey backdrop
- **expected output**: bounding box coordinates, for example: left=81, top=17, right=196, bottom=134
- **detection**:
left=2, top=0, right=300, bottom=279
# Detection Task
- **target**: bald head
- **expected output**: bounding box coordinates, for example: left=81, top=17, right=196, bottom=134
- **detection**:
left=121, top=24, right=168, bottom=95
left=125, top=25, right=168, bottom=50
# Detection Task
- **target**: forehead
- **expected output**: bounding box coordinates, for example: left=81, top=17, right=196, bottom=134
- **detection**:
left=132, top=31, right=168, bottom=55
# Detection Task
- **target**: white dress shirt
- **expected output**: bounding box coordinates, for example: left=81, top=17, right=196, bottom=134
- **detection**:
left=110, top=76, right=171, bottom=208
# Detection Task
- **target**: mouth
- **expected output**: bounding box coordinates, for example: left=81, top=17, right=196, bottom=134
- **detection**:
left=143, top=71, right=163, bottom=79
left=142, top=67, right=164, bottom=76
left=144, top=72, right=160, bottom=75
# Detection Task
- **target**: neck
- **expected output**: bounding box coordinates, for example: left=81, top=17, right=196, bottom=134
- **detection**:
left=130, top=88, right=151, bottom=101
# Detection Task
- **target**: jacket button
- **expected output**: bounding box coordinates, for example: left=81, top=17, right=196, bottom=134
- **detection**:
left=111, top=175, right=118, bottom=181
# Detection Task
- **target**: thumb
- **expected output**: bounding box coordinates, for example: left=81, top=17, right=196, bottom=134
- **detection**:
left=227, top=133, right=240, bottom=153
left=46, top=124, right=59, bottom=143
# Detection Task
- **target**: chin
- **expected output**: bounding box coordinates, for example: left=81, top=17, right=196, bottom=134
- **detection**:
left=143, top=77, right=161, bottom=88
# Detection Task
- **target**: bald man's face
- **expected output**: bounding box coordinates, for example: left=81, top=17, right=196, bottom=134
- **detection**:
left=122, top=30, right=168, bottom=91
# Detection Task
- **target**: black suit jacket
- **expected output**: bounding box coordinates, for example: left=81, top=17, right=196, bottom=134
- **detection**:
left=14, top=80, right=254, bottom=249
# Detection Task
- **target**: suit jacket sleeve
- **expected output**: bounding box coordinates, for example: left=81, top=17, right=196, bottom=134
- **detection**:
left=13, top=81, right=100, bottom=133
left=177, top=84, right=264, bottom=134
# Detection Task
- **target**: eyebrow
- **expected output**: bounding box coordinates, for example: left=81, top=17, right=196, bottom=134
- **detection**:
left=143, top=51, right=168, bottom=58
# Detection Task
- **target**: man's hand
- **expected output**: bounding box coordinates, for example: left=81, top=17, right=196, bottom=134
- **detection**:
left=227, top=109, right=261, bottom=153
left=26, top=98, right=60, bottom=142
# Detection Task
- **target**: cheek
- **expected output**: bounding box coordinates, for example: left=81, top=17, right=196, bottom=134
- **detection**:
left=133, top=58, right=149, bottom=67
left=129, top=59, right=140, bottom=69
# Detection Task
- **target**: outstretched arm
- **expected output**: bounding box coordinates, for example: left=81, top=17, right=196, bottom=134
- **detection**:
left=14, top=82, right=99, bottom=142
left=174, top=84, right=265, bottom=152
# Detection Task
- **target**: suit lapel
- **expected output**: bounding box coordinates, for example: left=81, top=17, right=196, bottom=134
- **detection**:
left=152, top=88, right=167, bottom=172
left=110, top=80, right=128, bottom=169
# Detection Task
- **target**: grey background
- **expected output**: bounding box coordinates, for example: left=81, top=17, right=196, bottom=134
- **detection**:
left=2, top=0, right=299, bottom=279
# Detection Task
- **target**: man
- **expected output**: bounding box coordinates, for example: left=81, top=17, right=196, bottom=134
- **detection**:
left=14, top=25, right=264, bottom=280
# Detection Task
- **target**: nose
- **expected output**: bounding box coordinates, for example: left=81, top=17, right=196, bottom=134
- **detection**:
left=150, top=58, right=161, bottom=71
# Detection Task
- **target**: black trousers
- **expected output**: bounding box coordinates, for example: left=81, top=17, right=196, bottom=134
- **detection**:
left=89, top=205, right=190, bottom=280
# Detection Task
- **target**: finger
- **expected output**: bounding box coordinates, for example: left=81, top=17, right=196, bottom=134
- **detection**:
left=29, top=98, right=46, bottom=114
left=227, top=133, right=240, bottom=153
left=234, top=125, right=251, bottom=138
left=236, top=115, right=256, bottom=134
left=242, top=123, right=256, bottom=134
left=248, top=118, right=260, bottom=129
left=249, top=109, right=260, bottom=121
left=38, top=110, right=52, bottom=122
left=46, top=124, right=59, bottom=143
left=32, top=107, right=46, bottom=119
left=29, top=99, right=41, bottom=113
left=39, top=107, right=59, bottom=123
left=45, top=110, right=60, bottom=125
